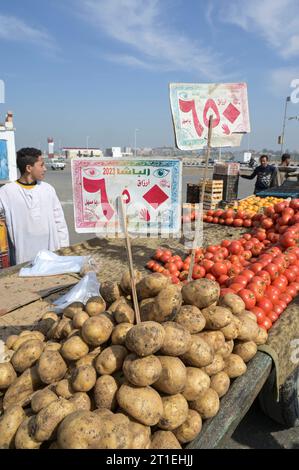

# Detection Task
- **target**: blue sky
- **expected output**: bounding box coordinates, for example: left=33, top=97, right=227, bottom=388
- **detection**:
left=0, top=0, right=299, bottom=152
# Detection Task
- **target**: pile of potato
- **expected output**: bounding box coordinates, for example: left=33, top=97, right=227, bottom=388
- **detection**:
left=0, top=272, right=268, bottom=449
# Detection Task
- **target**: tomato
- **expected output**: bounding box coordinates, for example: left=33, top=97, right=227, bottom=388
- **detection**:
left=258, top=253, right=273, bottom=264
left=171, top=275, right=180, bottom=285
left=243, top=233, right=252, bottom=240
left=250, top=262, right=263, bottom=274
left=251, top=306, right=266, bottom=324
left=287, top=284, right=297, bottom=298
left=206, top=216, right=213, bottom=223
left=274, top=201, right=287, bottom=213
left=161, top=253, right=172, bottom=264
left=207, top=245, right=219, bottom=254
left=205, top=273, right=216, bottom=281
left=272, top=255, right=288, bottom=272
left=225, top=217, right=234, bottom=226
left=285, top=252, right=297, bottom=265
left=238, top=289, right=256, bottom=309
left=231, top=275, right=248, bottom=287
left=230, top=283, right=245, bottom=293
left=228, top=265, right=242, bottom=277
left=204, top=252, right=214, bottom=260
left=211, top=262, right=228, bottom=277
left=157, top=265, right=165, bottom=273
left=219, top=247, right=229, bottom=258
left=218, top=274, right=229, bottom=285
left=290, top=281, right=299, bottom=291
left=243, top=219, right=252, bottom=228
left=256, top=228, right=268, bottom=239
left=243, top=250, right=252, bottom=260
left=192, top=265, right=206, bottom=280
left=279, top=293, right=292, bottom=304
left=273, top=303, right=284, bottom=316
left=233, top=218, right=243, bottom=227
left=221, top=239, right=231, bottom=248
left=257, top=298, right=273, bottom=314
left=212, top=254, right=225, bottom=263
left=247, top=282, right=264, bottom=302
left=229, top=241, right=243, bottom=255
left=267, top=311, right=279, bottom=323
left=280, top=231, right=299, bottom=248
left=215, top=209, right=224, bottom=218
left=290, top=199, right=299, bottom=211
left=224, top=259, right=232, bottom=270
left=183, top=262, right=190, bottom=271
left=202, top=259, right=214, bottom=272
left=260, top=317, right=272, bottom=330
left=240, top=269, right=255, bottom=282
left=225, top=209, right=235, bottom=218
left=146, top=260, right=155, bottom=270
left=265, top=206, right=275, bottom=217
left=220, top=287, right=235, bottom=296
left=179, top=271, right=188, bottom=281
left=264, top=286, right=279, bottom=304
left=284, top=268, right=297, bottom=283
left=154, top=249, right=164, bottom=260
left=256, top=270, right=271, bottom=286
left=229, top=255, right=240, bottom=264
left=265, top=263, right=279, bottom=281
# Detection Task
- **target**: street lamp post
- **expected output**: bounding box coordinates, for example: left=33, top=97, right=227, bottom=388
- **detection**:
left=280, top=96, right=291, bottom=155
left=134, top=128, right=139, bottom=157
left=86, top=136, right=90, bottom=156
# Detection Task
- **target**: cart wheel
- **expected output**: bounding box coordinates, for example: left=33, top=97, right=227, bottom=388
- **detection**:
left=258, top=366, right=299, bottom=427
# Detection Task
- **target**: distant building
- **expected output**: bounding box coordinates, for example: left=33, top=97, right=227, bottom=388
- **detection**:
left=105, top=147, right=123, bottom=158
left=63, top=147, right=103, bottom=159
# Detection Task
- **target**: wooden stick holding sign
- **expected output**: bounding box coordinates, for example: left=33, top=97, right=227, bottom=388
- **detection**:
left=118, top=196, right=141, bottom=324
left=188, top=115, right=214, bottom=282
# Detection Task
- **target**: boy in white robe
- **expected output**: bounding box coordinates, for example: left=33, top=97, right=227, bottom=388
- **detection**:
left=0, top=147, right=69, bottom=265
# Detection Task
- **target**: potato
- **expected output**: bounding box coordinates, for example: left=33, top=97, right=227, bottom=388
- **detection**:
left=123, top=354, right=162, bottom=386
left=117, top=383, right=163, bottom=426
left=93, top=408, right=114, bottom=419
left=20, top=330, right=44, bottom=340
left=233, top=341, right=258, bottom=363
left=11, top=339, right=44, bottom=373
left=108, top=297, right=130, bottom=315
left=242, top=310, right=258, bottom=323
left=5, top=335, right=18, bottom=350
left=90, top=413, right=132, bottom=449
left=37, top=313, right=58, bottom=335
left=175, top=305, right=206, bottom=333
left=31, top=389, right=58, bottom=413
left=219, top=293, right=245, bottom=315
left=52, top=318, right=73, bottom=340
left=224, top=354, right=247, bottom=378
left=220, top=321, right=239, bottom=341
left=181, top=335, right=214, bottom=368
left=3, top=366, right=42, bottom=409
left=182, top=279, right=220, bottom=309
left=0, top=405, right=26, bottom=448
left=38, top=350, right=67, bottom=384
left=197, top=331, right=225, bottom=352
left=55, top=379, right=74, bottom=399
left=85, top=296, right=106, bottom=316
left=158, top=394, right=188, bottom=431
left=202, top=306, right=233, bottom=330
left=95, top=345, right=127, bottom=375
left=44, top=341, right=61, bottom=352
left=76, top=347, right=102, bottom=368
left=63, top=302, right=85, bottom=319
left=111, top=323, right=133, bottom=345
left=174, top=409, right=202, bottom=444
left=33, top=398, right=76, bottom=442
left=71, top=365, right=97, bottom=392
left=152, top=285, right=182, bottom=322
left=72, top=311, right=89, bottom=329
left=0, top=362, right=17, bottom=390
left=100, top=281, right=122, bottom=305
left=151, top=431, right=182, bottom=449
left=41, top=312, right=59, bottom=322
left=125, top=321, right=165, bottom=357
left=237, top=314, right=259, bottom=341
left=14, top=416, right=41, bottom=449
left=114, top=303, right=135, bottom=324
left=201, top=354, right=225, bottom=376
left=210, top=371, right=230, bottom=398
left=46, top=320, right=60, bottom=340
left=81, top=314, right=114, bottom=346
left=57, top=410, right=103, bottom=449
left=182, top=367, right=210, bottom=401
left=69, top=392, right=91, bottom=411
left=160, top=322, right=191, bottom=356
left=130, top=421, right=151, bottom=449
left=139, top=298, right=159, bottom=322
left=190, top=388, right=220, bottom=419
left=120, top=269, right=143, bottom=295
left=153, top=356, right=186, bottom=395
left=136, top=273, right=169, bottom=300
left=217, top=340, right=234, bottom=359
left=61, top=336, right=89, bottom=362
left=255, top=327, right=268, bottom=345
left=94, top=375, right=119, bottom=410
left=12, top=332, right=44, bottom=351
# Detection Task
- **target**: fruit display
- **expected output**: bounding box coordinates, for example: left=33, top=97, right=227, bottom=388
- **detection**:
left=147, top=199, right=299, bottom=332
left=0, top=273, right=267, bottom=449
left=228, top=196, right=284, bottom=216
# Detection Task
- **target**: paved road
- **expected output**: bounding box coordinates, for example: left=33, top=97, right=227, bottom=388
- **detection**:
left=46, top=162, right=299, bottom=449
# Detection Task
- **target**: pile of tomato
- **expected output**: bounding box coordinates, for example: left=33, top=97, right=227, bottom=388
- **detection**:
left=203, top=208, right=254, bottom=227
left=146, top=199, right=299, bottom=331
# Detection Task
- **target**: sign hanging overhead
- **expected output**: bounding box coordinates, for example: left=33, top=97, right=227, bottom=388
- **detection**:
left=170, top=82, right=250, bottom=150
left=72, top=158, right=182, bottom=236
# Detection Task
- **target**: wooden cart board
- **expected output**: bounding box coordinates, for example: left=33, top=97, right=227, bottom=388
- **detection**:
left=0, top=272, right=80, bottom=317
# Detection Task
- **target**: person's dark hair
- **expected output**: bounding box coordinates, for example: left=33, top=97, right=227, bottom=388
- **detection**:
left=281, top=153, right=291, bottom=163
left=16, top=148, right=42, bottom=174
left=260, top=154, right=269, bottom=162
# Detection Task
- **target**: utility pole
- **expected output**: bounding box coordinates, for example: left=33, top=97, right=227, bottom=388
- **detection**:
left=280, top=96, right=291, bottom=155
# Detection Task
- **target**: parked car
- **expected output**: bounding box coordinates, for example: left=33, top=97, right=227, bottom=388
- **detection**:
left=51, top=160, right=65, bottom=170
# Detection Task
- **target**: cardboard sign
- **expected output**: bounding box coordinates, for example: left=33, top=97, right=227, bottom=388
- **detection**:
left=72, top=158, right=182, bottom=236
left=170, top=82, right=250, bottom=150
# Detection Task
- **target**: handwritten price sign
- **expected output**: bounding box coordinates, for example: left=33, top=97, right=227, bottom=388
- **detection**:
left=72, top=158, right=182, bottom=236
left=170, top=82, right=250, bottom=150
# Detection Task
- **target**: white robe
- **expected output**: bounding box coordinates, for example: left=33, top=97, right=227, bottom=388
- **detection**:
left=0, top=181, right=69, bottom=265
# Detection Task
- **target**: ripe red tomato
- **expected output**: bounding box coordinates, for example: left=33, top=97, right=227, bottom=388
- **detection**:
left=212, top=254, right=225, bottom=263
left=146, top=260, right=155, bottom=270
left=251, top=306, right=266, bottom=324
left=243, top=233, right=252, bottom=240
left=221, top=239, right=231, bottom=248
left=284, top=268, right=296, bottom=283
left=204, top=252, right=214, bottom=260
left=272, top=275, right=288, bottom=293
left=192, top=265, right=206, bottom=280
left=261, top=218, right=273, bottom=230
left=231, top=275, right=248, bottom=287
left=265, top=263, right=279, bottom=281
left=243, top=250, right=252, bottom=260
left=229, top=241, right=243, bottom=255
left=256, top=270, right=271, bottom=286
left=171, top=275, right=180, bottom=285
left=225, top=217, right=234, bottom=226
left=207, top=245, right=219, bottom=254
left=202, top=259, right=214, bottom=272
left=247, top=282, right=264, bottom=302
left=287, top=284, right=297, bottom=298
left=211, top=262, right=228, bottom=277
left=260, top=317, right=272, bottom=330
left=274, top=201, right=287, bottom=213
left=274, top=299, right=287, bottom=311
left=233, top=218, right=243, bottom=227
left=273, top=303, right=284, bottom=316
left=183, top=262, right=190, bottom=271
left=257, top=298, right=273, bottom=314
left=205, top=273, right=216, bottom=281
left=228, top=265, right=242, bottom=277
left=285, top=252, right=297, bottom=265
left=265, top=285, right=280, bottom=303
left=220, top=288, right=235, bottom=296
left=240, top=269, right=255, bottom=282
left=179, top=271, right=188, bottom=281
left=279, top=293, right=292, bottom=304
left=238, top=289, right=256, bottom=309
left=290, top=281, right=299, bottom=291
left=218, top=274, right=229, bottom=285
left=161, top=253, right=172, bottom=264
left=229, top=283, right=244, bottom=293
left=224, top=260, right=232, bottom=270
left=219, top=247, right=229, bottom=258
left=154, top=249, right=164, bottom=260
left=267, top=311, right=279, bottom=323
left=225, top=209, right=235, bottom=218
left=290, top=199, right=299, bottom=211
left=243, top=219, right=252, bottom=228
left=250, top=262, right=263, bottom=274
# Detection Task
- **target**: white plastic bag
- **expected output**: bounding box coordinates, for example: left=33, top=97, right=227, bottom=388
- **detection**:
left=53, top=272, right=100, bottom=313
left=19, top=250, right=88, bottom=277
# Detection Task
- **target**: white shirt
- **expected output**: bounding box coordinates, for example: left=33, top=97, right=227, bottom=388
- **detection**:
left=0, top=181, right=69, bottom=265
